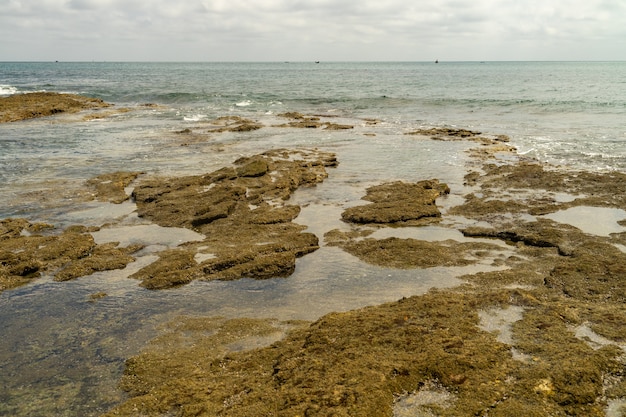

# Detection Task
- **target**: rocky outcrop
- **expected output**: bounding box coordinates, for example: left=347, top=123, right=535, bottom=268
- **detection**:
left=0, top=219, right=141, bottom=292
left=341, top=179, right=450, bottom=225
left=129, top=149, right=338, bottom=289
left=0, top=92, right=110, bottom=123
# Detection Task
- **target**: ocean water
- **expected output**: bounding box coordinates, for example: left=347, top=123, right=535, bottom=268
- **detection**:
left=1, top=61, right=625, bottom=416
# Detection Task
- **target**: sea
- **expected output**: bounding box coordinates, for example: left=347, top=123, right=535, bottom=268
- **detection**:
left=1, top=61, right=625, bottom=416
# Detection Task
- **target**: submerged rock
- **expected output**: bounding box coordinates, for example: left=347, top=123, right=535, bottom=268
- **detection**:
left=326, top=235, right=501, bottom=269
left=0, top=219, right=141, bottom=292
left=207, top=116, right=263, bottom=132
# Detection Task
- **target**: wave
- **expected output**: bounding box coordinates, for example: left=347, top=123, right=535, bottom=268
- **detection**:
left=0, top=84, right=18, bottom=96
left=421, top=97, right=626, bottom=113
left=183, top=114, right=208, bottom=122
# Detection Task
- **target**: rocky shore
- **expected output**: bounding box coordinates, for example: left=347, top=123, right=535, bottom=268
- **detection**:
left=103, top=130, right=624, bottom=416
left=1, top=102, right=625, bottom=416
left=0, top=92, right=111, bottom=123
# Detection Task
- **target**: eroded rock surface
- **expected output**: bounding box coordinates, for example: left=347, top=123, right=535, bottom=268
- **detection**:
left=129, top=149, right=338, bottom=289
left=0, top=219, right=141, bottom=292
left=341, top=180, right=450, bottom=225
left=86, top=171, right=143, bottom=204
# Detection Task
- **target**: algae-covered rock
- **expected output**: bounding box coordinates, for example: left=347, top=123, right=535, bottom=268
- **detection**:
left=129, top=149, right=338, bottom=288
left=0, top=219, right=141, bottom=292
left=130, top=249, right=198, bottom=290
left=0, top=92, right=110, bottom=123
left=104, top=287, right=625, bottom=417
left=461, top=218, right=589, bottom=255
left=86, top=171, right=143, bottom=204
left=341, top=179, right=450, bottom=225
left=326, top=234, right=501, bottom=269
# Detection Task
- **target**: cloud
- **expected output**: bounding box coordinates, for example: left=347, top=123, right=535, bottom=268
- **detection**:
left=0, top=0, right=624, bottom=61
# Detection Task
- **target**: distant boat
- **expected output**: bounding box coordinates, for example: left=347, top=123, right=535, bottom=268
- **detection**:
left=315, top=61, right=320, bottom=64
left=435, top=59, right=439, bottom=64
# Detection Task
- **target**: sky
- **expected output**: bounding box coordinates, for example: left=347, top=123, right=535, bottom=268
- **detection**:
left=1, top=0, right=625, bottom=61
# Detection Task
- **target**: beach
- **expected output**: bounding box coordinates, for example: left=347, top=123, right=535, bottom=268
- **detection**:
left=1, top=62, right=626, bottom=416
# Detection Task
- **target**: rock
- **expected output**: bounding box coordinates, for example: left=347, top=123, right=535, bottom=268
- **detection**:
left=0, top=92, right=110, bottom=123
left=0, top=219, right=141, bottom=292
left=207, top=116, right=262, bottom=132
left=129, top=149, right=338, bottom=288
left=86, top=171, right=143, bottom=204
left=341, top=179, right=450, bottom=225
left=405, top=127, right=481, bottom=138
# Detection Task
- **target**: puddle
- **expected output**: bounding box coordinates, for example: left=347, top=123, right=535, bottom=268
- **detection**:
left=478, top=305, right=525, bottom=345
left=65, top=201, right=137, bottom=225
left=91, top=224, right=204, bottom=248
left=543, top=206, right=626, bottom=237
left=293, top=203, right=348, bottom=241
left=552, top=192, right=580, bottom=203
left=607, top=399, right=626, bottom=417
left=394, top=381, right=454, bottom=417
left=574, top=324, right=626, bottom=353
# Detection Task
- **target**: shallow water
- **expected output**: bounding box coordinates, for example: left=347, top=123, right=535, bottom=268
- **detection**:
left=543, top=206, right=626, bottom=237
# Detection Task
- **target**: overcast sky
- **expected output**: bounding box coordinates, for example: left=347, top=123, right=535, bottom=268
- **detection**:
left=2, top=0, right=625, bottom=61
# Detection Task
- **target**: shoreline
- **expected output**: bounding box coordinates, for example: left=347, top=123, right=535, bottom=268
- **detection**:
left=1, top=99, right=626, bottom=415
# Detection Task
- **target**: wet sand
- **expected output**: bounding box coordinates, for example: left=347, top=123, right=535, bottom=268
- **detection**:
left=1, top=100, right=626, bottom=416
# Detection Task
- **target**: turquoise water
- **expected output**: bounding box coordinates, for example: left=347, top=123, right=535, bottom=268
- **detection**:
left=0, top=61, right=625, bottom=416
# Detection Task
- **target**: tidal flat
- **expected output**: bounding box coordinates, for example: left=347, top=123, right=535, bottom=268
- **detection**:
left=1, top=94, right=626, bottom=416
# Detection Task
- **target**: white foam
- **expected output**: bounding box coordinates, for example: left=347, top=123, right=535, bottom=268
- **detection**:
left=183, top=114, right=207, bottom=122
left=235, top=100, right=252, bottom=107
left=0, top=84, right=18, bottom=96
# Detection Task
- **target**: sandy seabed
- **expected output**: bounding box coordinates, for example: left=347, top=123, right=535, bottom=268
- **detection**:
left=1, top=94, right=626, bottom=416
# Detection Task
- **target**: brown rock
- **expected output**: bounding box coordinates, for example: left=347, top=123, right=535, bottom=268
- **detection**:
left=129, top=149, right=337, bottom=288
left=0, top=92, right=110, bottom=123
left=341, top=179, right=450, bottom=225
left=0, top=219, right=141, bottom=292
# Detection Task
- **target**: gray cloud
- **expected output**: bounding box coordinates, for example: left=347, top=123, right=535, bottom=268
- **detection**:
left=1, top=0, right=624, bottom=61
